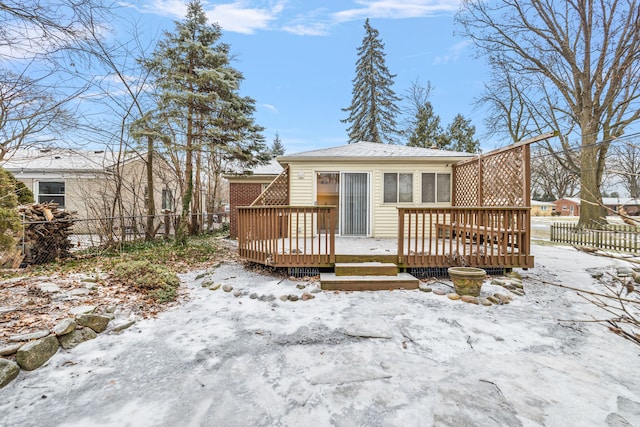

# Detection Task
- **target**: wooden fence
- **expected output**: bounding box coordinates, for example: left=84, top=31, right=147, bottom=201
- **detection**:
left=550, top=222, right=640, bottom=253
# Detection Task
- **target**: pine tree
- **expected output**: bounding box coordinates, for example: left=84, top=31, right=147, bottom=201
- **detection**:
left=341, top=19, right=401, bottom=144
left=406, top=101, right=445, bottom=148
left=142, top=0, right=266, bottom=240
left=444, top=114, right=480, bottom=153
left=270, top=132, right=285, bottom=157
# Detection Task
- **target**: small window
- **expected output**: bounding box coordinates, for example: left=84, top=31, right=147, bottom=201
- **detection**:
left=162, top=188, right=174, bottom=211
left=421, top=173, right=451, bottom=203
left=384, top=173, right=413, bottom=203
left=38, top=181, right=65, bottom=207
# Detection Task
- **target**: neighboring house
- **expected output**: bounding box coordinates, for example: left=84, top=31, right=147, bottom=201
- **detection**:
left=274, top=142, right=474, bottom=238
left=553, top=197, right=640, bottom=217
left=602, top=197, right=640, bottom=216
left=224, top=159, right=283, bottom=238
left=531, top=200, right=555, bottom=216
left=2, top=148, right=180, bottom=220
left=554, top=197, right=581, bottom=216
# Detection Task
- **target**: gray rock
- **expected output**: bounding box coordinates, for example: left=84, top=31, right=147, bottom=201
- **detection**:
left=233, top=290, right=242, bottom=297
left=110, top=320, right=136, bottom=333
left=208, top=283, right=221, bottom=291
left=266, top=295, right=276, bottom=302
left=591, top=271, right=604, bottom=279
left=201, top=280, right=213, bottom=288
left=9, top=330, right=50, bottom=342
left=461, top=295, right=479, bottom=304
left=69, top=288, right=90, bottom=296
left=0, top=358, right=20, bottom=388
left=222, top=284, right=233, bottom=292
left=478, top=297, right=493, bottom=306
left=70, top=305, right=96, bottom=315
left=617, top=266, right=634, bottom=277
left=487, top=295, right=502, bottom=305
left=37, top=282, right=60, bottom=293
left=279, top=295, right=288, bottom=301
left=58, top=328, right=97, bottom=350
left=288, top=294, right=299, bottom=302
left=310, top=287, right=322, bottom=294
left=419, top=283, right=433, bottom=292
left=491, top=278, right=508, bottom=286
left=0, top=343, right=22, bottom=356
left=296, top=284, right=306, bottom=290
left=75, top=314, right=110, bottom=333
left=494, top=293, right=512, bottom=304
left=632, top=271, right=640, bottom=284
left=53, top=319, right=76, bottom=336
left=15, top=336, right=59, bottom=371
left=249, top=293, right=258, bottom=299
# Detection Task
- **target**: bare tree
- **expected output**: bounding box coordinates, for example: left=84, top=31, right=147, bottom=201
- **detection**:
left=458, top=0, right=640, bottom=228
left=608, top=138, right=640, bottom=199
left=531, top=147, right=579, bottom=201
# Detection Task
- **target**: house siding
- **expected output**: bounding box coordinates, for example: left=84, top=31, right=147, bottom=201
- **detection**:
left=286, top=160, right=453, bottom=238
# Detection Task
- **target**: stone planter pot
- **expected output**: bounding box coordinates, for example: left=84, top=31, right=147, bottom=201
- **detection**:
left=448, top=267, right=486, bottom=296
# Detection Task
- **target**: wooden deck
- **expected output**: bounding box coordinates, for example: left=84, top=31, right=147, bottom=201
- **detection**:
left=237, top=206, right=534, bottom=269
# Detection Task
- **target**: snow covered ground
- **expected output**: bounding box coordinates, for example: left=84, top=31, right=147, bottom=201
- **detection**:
left=1, top=243, right=639, bottom=426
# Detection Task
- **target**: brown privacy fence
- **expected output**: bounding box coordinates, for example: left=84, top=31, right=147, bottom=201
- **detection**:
left=237, top=206, right=336, bottom=267
left=550, top=222, right=640, bottom=254
left=398, top=207, right=534, bottom=269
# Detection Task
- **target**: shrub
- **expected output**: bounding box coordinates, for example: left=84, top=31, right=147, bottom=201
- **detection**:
left=111, top=260, right=180, bottom=302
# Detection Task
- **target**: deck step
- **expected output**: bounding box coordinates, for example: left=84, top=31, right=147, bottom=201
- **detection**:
left=320, top=272, right=419, bottom=291
left=334, top=262, right=398, bottom=277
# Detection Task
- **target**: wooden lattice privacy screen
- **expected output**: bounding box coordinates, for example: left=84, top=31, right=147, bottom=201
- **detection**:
left=452, top=143, right=530, bottom=207
left=250, top=165, right=290, bottom=206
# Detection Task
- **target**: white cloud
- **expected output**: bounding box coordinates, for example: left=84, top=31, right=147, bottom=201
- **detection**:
left=333, top=0, right=461, bottom=23
left=262, top=103, right=279, bottom=113
left=433, top=39, right=470, bottom=65
left=282, top=22, right=330, bottom=36
left=143, top=1, right=286, bottom=34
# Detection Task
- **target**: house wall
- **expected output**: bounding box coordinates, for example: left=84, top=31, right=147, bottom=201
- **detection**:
left=14, top=155, right=180, bottom=222
left=553, top=199, right=580, bottom=216
left=531, top=204, right=554, bottom=216
left=287, top=160, right=453, bottom=238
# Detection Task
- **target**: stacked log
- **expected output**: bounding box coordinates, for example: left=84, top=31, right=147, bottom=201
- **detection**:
left=18, top=203, right=77, bottom=265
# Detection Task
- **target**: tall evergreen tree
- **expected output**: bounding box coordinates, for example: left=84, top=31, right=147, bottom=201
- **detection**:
left=406, top=101, right=445, bottom=148
left=142, top=0, right=266, bottom=240
left=270, top=132, right=285, bottom=157
left=444, top=114, right=480, bottom=153
left=341, top=19, right=401, bottom=144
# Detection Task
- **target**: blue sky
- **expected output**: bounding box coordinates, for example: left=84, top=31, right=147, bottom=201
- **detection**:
left=120, top=0, right=495, bottom=153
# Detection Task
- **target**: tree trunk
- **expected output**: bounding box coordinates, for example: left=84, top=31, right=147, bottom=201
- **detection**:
left=578, top=136, right=607, bottom=228
left=145, top=137, right=156, bottom=241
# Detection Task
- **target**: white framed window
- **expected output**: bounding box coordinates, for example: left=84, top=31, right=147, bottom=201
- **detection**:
left=162, top=188, right=174, bottom=211
left=38, top=181, right=65, bottom=207
left=421, top=173, right=451, bottom=203
left=383, top=173, right=413, bottom=203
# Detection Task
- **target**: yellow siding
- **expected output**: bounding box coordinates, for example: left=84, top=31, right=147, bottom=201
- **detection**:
left=287, top=160, right=453, bottom=238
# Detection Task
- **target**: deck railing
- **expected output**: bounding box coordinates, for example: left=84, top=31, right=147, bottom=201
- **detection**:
left=237, top=206, right=336, bottom=267
left=398, top=207, right=534, bottom=268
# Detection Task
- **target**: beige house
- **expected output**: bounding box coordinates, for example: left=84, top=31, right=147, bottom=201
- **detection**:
left=531, top=200, right=555, bottom=216
left=275, top=142, right=475, bottom=238
left=2, top=148, right=180, bottom=220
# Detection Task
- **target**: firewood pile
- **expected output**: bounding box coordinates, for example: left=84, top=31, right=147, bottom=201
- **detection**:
left=18, top=203, right=77, bottom=265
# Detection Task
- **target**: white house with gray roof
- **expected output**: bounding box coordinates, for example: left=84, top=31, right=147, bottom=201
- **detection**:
left=276, top=141, right=475, bottom=238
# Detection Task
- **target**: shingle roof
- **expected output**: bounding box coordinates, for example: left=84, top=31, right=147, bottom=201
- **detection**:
left=2, top=148, right=132, bottom=172
left=279, top=141, right=476, bottom=161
